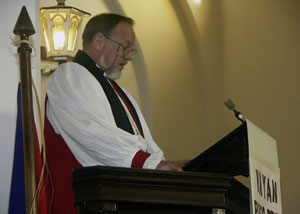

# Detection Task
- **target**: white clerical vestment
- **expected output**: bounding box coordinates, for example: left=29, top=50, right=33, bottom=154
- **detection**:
left=46, top=61, right=164, bottom=169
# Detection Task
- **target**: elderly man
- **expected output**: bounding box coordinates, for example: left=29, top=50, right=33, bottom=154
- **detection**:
left=44, top=13, right=187, bottom=213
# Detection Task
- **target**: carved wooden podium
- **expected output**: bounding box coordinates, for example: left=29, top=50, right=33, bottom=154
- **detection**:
left=72, top=124, right=250, bottom=214
left=72, top=166, right=249, bottom=214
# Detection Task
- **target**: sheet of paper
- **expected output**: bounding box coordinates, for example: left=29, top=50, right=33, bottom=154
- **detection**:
left=246, top=118, right=282, bottom=214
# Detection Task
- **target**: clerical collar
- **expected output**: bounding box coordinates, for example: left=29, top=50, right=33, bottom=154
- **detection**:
left=73, top=50, right=104, bottom=76
left=95, top=63, right=110, bottom=79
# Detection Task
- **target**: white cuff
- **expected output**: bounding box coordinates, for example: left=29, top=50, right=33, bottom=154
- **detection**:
left=142, top=152, right=164, bottom=169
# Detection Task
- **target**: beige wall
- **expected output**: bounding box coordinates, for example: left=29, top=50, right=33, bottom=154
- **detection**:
left=221, top=1, right=300, bottom=213
left=121, top=1, right=300, bottom=213
left=122, top=1, right=205, bottom=159
left=40, top=0, right=300, bottom=213
left=181, top=0, right=300, bottom=213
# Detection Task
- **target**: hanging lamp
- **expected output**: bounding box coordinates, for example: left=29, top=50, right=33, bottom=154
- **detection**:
left=40, top=0, right=90, bottom=62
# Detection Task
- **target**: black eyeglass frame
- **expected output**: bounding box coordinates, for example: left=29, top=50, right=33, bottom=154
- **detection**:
left=103, top=33, right=137, bottom=58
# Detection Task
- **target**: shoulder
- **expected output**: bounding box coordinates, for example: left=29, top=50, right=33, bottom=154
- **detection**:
left=51, top=62, right=96, bottom=85
left=54, top=62, right=89, bottom=77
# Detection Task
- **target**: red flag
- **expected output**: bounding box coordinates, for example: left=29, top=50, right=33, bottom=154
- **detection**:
left=34, top=124, right=48, bottom=214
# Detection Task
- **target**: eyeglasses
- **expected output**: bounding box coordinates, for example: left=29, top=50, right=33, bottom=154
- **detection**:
left=103, top=34, right=137, bottom=59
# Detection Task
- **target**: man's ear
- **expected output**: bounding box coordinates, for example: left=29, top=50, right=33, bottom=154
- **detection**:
left=92, top=32, right=105, bottom=50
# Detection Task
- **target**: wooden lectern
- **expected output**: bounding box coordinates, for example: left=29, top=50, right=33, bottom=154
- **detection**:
left=72, top=123, right=250, bottom=214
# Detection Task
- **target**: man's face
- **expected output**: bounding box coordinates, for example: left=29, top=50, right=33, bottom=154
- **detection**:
left=98, top=21, right=136, bottom=80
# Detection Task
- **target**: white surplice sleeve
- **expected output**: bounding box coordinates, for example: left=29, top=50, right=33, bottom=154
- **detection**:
left=46, top=62, right=164, bottom=169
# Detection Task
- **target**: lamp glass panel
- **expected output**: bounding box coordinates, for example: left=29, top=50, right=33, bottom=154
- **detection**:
left=67, top=15, right=79, bottom=51
left=41, top=17, right=51, bottom=53
left=51, top=14, right=66, bottom=50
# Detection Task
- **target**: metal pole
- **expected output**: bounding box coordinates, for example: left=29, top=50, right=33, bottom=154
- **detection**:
left=13, top=6, right=37, bottom=214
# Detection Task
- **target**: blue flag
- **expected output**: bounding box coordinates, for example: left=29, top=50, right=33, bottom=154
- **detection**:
left=9, top=83, right=25, bottom=214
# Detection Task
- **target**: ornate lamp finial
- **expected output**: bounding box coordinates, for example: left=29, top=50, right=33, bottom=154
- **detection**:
left=57, top=0, right=66, bottom=6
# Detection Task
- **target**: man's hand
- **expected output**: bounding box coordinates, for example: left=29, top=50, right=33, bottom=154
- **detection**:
left=155, top=160, right=190, bottom=172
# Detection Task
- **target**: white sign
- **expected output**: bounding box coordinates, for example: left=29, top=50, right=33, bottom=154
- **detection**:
left=249, top=157, right=282, bottom=214
left=246, top=119, right=282, bottom=214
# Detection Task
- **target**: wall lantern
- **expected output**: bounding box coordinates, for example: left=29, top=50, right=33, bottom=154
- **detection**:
left=40, top=0, right=90, bottom=62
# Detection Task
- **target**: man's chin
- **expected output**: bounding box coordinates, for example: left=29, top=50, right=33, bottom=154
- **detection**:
left=104, top=69, right=122, bottom=80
